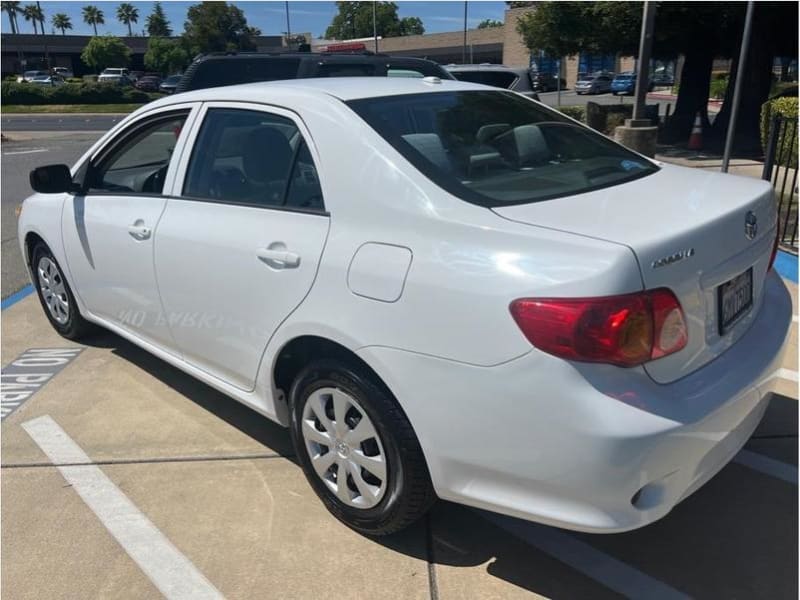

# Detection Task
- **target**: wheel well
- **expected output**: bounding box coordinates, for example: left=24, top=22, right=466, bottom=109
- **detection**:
left=273, top=336, right=391, bottom=400
left=24, top=232, right=46, bottom=267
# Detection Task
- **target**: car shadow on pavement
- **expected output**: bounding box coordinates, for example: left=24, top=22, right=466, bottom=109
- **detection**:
left=85, top=330, right=798, bottom=599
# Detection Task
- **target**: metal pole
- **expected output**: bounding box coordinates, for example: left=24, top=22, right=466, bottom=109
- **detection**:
left=285, top=1, right=291, bottom=41
left=633, top=1, right=657, bottom=122
left=462, top=1, right=467, bottom=64
left=373, top=1, right=378, bottom=53
left=557, top=57, right=562, bottom=106
left=722, top=0, right=755, bottom=173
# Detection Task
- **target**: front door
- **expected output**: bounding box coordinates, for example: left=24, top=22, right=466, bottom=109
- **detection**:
left=155, top=103, right=330, bottom=390
left=62, top=106, right=196, bottom=349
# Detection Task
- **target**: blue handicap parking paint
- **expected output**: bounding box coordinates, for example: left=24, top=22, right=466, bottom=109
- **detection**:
left=775, top=251, right=798, bottom=283
left=1, top=284, right=34, bottom=310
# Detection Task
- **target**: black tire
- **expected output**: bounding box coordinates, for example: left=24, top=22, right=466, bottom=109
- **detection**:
left=289, top=358, right=435, bottom=536
left=30, top=242, right=92, bottom=340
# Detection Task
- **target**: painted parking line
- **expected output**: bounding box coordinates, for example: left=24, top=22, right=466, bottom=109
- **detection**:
left=776, top=368, right=799, bottom=383
left=2, top=148, right=48, bottom=156
left=1, top=284, right=34, bottom=310
left=734, top=449, right=798, bottom=485
left=479, top=511, right=690, bottom=600
left=22, top=415, right=224, bottom=600
left=1, top=348, right=83, bottom=420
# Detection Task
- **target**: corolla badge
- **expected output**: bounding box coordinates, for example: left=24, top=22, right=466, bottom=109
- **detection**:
left=744, top=211, right=758, bottom=240
left=651, top=248, right=695, bottom=269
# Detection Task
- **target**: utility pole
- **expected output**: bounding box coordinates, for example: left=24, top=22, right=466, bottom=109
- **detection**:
left=632, top=1, right=656, bottom=122
left=285, top=1, right=291, bottom=42
left=462, top=1, right=467, bottom=64
left=373, top=1, right=378, bottom=53
left=722, top=1, right=755, bottom=173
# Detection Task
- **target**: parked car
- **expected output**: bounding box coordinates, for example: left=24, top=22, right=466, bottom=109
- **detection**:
left=16, top=70, right=48, bottom=82
left=98, top=67, right=132, bottom=85
left=129, top=70, right=144, bottom=82
left=445, top=64, right=540, bottom=100
left=175, top=51, right=453, bottom=93
left=575, top=72, right=614, bottom=94
left=530, top=72, right=565, bottom=92
left=21, top=78, right=790, bottom=536
left=159, top=74, right=182, bottom=94
left=28, top=75, right=65, bottom=87
left=135, top=75, right=162, bottom=92
left=611, top=72, right=655, bottom=95
left=52, top=66, right=73, bottom=79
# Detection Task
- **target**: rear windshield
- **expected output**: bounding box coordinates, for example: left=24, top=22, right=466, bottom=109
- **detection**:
left=347, top=90, right=657, bottom=207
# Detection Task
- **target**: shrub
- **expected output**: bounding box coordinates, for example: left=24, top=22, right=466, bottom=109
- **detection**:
left=709, top=75, right=729, bottom=100
left=1, top=81, right=150, bottom=105
left=760, top=96, right=798, bottom=167
left=556, top=105, right=585, bottom=122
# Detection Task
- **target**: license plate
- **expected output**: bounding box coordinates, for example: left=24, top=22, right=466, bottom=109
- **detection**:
left=718, top=268, right=753, bottom=335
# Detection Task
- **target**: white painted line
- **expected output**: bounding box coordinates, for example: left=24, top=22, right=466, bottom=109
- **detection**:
left=480, top=511, right=689, bottom=600
left=792, top=314, right=798, bottom=323
left=22, top=415, right=224, bottom=600
left=734, top=450, right=798, bottom=485
left=2, top=148, right=48, bottom=155
left=777, top=368, right=799, bottom=383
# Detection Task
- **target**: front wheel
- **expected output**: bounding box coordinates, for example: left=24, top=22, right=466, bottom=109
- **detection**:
left=289, top=359, right=435, bottom=536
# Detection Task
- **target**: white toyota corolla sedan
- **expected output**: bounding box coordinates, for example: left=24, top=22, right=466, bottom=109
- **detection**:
left=19, top=77, right=792, bottom=535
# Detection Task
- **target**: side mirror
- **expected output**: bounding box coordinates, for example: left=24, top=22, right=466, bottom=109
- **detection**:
left=29, top=164, right=77, bottom=194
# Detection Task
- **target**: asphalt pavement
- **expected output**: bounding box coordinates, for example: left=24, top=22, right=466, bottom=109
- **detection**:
left=1, top=133, right=101, bottom=298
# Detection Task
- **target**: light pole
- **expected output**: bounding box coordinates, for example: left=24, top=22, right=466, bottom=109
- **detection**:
left=462, top=1, right=468, bottom=64
left=632, top=1, right=657, bottom=122
left=373, top=1, right=378, bottom=53
left=285, top=1, right=291, bottom=41
left=722, top=1, right=755, bottom=173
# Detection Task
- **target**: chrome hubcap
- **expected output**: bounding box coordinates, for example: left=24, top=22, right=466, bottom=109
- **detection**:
left=301, top=387, right=387, bottom=509
left=37, top=256, right=69, bottom=324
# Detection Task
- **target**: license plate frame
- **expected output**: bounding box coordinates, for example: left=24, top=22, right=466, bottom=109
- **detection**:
left=717, top=267, right=753, bottom=335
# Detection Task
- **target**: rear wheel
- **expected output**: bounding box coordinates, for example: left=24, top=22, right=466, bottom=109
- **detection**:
left=31, top=242, right=92, bottom=340
left=289, top=358, right=435, bottom=536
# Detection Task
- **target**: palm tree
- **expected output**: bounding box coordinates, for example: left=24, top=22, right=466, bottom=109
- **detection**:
left=82, top=4, right=104, bottom=35
left=51, top=12, right=71, bottom=34
left=116, top=2, right=138, bottom=36
left=1, top=1, right=21, bottom=34
left=22, top=3, right=42, bottom=34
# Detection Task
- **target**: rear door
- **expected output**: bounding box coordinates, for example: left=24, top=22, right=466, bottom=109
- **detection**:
left=155, top=102, right=330, bottom=390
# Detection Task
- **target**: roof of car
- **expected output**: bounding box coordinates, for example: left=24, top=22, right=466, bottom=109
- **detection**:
left=444, top=64, right=525, bottom=72
left=148, top=76, right=491, bottom=108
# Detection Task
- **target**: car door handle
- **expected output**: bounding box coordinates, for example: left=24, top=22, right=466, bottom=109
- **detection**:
left=127, top=223, right=151, bottom=240
left=256, top=247, right=301, bottom=268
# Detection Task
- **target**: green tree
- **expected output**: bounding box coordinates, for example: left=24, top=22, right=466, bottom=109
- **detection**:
left=81, top=35, right=130, bottom=72
left=324, top=2, right=423, bottom=39
left=146, top=1, right=171, bottom=36
left=116, top=2, right=138, bottom=36
left=477, top=19, right=503, bottom=29
left=51, top=12, right=72, bottom=34
left=182, top=2, right=257, bottom=55
left=82, top=5, right=104, bottom=35
left=22, top=3, right=43, bottom=34
left=1, top=1, right=21, bottom=34
left=144, top=37, right=189, bottom=75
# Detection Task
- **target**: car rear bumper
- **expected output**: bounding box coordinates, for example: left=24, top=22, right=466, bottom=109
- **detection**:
left=358, top=272, right=793, bottom=533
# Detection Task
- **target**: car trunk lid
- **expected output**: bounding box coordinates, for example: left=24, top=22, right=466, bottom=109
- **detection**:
left=492, top=163, right=777, bottom=383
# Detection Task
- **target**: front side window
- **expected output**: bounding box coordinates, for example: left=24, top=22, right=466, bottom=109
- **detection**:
left=348, top=91, right=657, bottom=207
left=183, top=108, right=323, bottom=211
left=88, top=113, right=187, bottom=194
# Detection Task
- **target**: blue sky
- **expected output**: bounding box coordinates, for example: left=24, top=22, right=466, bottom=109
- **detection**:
left=6, top=1, right=508, bottom=38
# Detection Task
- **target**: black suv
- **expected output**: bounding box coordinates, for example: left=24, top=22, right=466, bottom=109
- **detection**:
left=175, top=52, right=454, bottom=93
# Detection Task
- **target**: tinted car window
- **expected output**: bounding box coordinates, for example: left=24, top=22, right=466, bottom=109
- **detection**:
left=185, top=58, right=301, bottom=91
left=348, top=91, right=657, bottom=207
left=451, top=71, right=518, bottom=89
left=183, top=108, right=322, bottom=210
left=89, top=114, right=187, bottom=194
left=317, top=63, right=377, bottom=77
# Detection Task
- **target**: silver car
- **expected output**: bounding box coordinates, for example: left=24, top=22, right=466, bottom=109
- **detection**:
left=575, top=73, right=613, bottom=95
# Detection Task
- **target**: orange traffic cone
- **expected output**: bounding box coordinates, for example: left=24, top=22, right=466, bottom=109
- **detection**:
left=687, top=112, right=703, bottom=150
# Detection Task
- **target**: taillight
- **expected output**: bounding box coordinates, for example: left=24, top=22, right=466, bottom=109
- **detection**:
left=768, top=227, right=780, bottom=271
left=510, top=289, right=687, bottom=367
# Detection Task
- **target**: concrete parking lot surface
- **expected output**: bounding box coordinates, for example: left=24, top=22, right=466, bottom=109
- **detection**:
left=1, top=280, right=797, bottom=599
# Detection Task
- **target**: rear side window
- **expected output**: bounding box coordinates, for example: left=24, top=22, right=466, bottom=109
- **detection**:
left=348, top=90, right=657, bottom=207
left=183, top=108, right=323, bottom=211
left=316, top=63, right=377, bottom=77
left=185, top=58, right=301, bottom=91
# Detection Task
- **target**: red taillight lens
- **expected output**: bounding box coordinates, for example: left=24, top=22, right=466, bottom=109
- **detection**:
left=510, top=289, right=687, bottom=367
left=768, top=228, right=780, bottom=271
